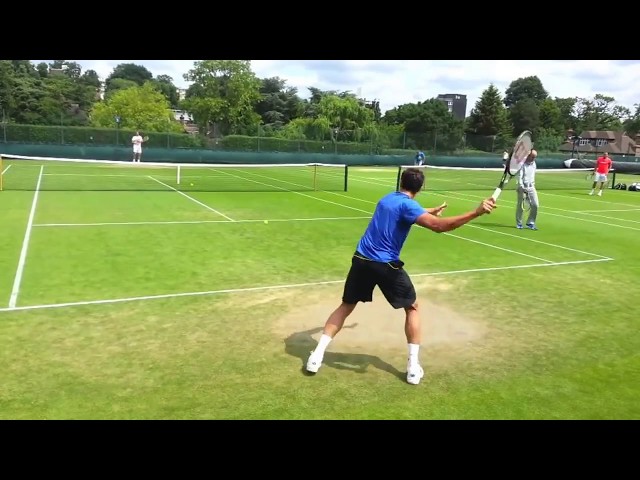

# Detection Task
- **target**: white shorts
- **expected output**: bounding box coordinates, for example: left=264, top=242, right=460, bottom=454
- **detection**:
left=133, top=145, right=142, bottom=154
left=594, top=173, right=607, bottom=183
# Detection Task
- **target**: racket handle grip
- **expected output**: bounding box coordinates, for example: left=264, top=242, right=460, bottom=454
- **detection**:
left=491, top=187, right=502, bottom=201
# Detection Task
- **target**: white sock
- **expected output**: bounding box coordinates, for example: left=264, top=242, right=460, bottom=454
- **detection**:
left=408, top=343, right=420, bottom=366
left=313, top=334, right=332, bottom=357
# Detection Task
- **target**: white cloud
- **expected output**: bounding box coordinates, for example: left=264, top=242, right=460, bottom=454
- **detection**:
left=32, top=60, right=640, bottom=116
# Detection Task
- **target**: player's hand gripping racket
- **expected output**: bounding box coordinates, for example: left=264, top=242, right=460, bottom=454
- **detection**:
left=491, top=130, right=533, bottom=201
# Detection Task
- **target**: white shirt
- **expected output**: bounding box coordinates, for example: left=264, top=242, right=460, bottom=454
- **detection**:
left=131, top=135, right=143, bottom=146
left=518, top=161, right=536, bottom=187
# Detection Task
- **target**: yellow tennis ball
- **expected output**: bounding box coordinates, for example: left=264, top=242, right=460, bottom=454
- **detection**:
left=264, top=220, right=268, bottom=224
left=190, top=182, right=194, bottom=186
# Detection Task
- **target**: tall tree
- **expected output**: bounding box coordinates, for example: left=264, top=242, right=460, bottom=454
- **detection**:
left=466, top=84, right=512, bottom=151
left=151, top=74, right=179, bottom=108
left=574, top=94, right=629, bottom=131
left=509, top=98, right=541, bottom=136
left=466, top=84, right=511, bottom=136
left=504, top=76, right=549, bottom=107
left=81, top=69, right=101, bottom=89
left=316, top=94, right=375, bottom=141
left=554, top=97, right=578, bottom=132
left=104, top=78, right=138, bottom=100
left=255, top=77, right=303, bottom=128
left=181, top=60, right=262, bottom=135
left=538, top=98, right=564, bottom=135
left=89, top=82, right=183, bottom=132
left=104, top=63, right=153, bottom=98
left=622, top=104, right=640, bottom=137
left=303, top=87, right=339, bottom=118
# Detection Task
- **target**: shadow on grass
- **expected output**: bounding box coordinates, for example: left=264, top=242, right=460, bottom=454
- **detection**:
left=284, top=323, right=405, bottom=382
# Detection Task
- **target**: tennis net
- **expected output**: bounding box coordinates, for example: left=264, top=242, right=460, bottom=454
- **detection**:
left=395, top=164, right=616, bottom=192
left=0, top=154, right=349, bottom=192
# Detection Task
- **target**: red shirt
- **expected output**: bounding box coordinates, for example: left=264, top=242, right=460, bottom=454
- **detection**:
left=596, top=155, right=612, bottom=174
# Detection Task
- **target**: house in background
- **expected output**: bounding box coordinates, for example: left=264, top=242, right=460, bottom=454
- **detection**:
left=436, top=93, right=467, bottom=120
left=559, top=130, right=640, bottom=157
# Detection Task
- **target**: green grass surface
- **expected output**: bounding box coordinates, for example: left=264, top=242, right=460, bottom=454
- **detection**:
left=0, top=159, right=639, bottom=419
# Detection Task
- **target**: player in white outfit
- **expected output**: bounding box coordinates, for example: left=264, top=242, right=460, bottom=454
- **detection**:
left=131, top=131, right=145, bottom=162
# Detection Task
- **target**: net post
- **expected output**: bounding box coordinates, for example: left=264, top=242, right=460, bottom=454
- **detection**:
left=0, top=154, right=3, bottom=191
left=344, top=165, right=348, bottom=192
left=395, top=166, right=402, bottom=191
left=610, top=169, right=615, bottom=189
left=176, top=165, right=181, bottom=185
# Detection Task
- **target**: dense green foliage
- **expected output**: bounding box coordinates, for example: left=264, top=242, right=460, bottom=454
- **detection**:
left=1, top=60, right=639, bottom=154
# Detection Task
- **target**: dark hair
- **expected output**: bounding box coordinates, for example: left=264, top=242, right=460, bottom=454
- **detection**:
left=400, top=168, right=425, bottom=194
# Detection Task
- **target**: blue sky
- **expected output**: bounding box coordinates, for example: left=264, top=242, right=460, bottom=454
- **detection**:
left=31, top=60, right=640, bottom=117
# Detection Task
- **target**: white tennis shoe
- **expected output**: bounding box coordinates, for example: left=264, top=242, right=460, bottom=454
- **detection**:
left=406, top=363, right=424, bottom=385
left=306, top=351, right=323, bottom=373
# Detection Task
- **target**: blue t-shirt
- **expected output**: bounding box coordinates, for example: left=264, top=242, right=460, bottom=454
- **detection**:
left=356, top=191, right=427, bottom=262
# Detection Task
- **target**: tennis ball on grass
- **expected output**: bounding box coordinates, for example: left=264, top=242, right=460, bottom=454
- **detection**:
left=264, top=220, right=268, bottom=224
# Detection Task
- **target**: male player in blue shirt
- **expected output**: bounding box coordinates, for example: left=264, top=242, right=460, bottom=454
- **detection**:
left=415, top=150, right=425, bottom=166
left=306, top=168, right=497, bottom=385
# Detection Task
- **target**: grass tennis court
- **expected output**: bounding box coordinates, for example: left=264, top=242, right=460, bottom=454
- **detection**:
left=1, top=157, right=639, bottom=419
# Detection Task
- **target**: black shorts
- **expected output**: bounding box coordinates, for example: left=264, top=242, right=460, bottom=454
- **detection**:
left=342, top=251, right=417, bottom=309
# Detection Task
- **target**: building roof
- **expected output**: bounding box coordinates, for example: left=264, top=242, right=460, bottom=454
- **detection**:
left=559, top=130, right=638, bottom=155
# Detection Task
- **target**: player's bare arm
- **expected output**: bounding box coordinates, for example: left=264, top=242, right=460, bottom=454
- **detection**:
left=416, top=198, right=496, bottom=233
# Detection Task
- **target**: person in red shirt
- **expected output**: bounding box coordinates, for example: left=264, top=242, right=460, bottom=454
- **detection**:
left=590, top=152, right=613, bottom=196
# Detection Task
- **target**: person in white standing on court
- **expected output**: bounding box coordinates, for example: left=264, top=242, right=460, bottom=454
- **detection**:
left=131, top=131, right=145, bottom=163
left=516, top=149, right=539, bottom=230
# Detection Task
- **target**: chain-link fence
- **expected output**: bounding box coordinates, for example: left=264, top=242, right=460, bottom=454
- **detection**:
left=0, top=122, right=569, bottom=157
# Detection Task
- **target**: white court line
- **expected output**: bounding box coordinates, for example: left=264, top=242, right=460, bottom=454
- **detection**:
left=407, top=184, right=640, bottom=233
left=44, top=173, right=138, bottom=177
left=538, top=190, right=640, bottom=208
left=147, top=175, right=235, bottom=222
left=0, top=258, right=612, bottom=313
left=33, top=216, right=371, bottom=227
left=8, top=165, right=44, bottom=308
left=1, top=164, right=12, bottom=175
left=216, top=167, right=555, bottom=262
left=465, top=225, right=613, bottom=260
left=567, top=209, right=640, bottom=225
left=323, top=174, right=609, bottom=260
left=576, top=208, right=640, bottom=213
left=209, top=168, right=370, bottom=215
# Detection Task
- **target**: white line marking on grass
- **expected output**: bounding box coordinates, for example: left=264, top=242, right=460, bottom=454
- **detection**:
left=443, top=232, right=555, bottom=263
left=328, top=176, right=616, bottom=261
left=465, top=225, right=613, bottom=260
left=147, top=175, right=235, bottom=222
left=567, top=210, right=640, bottom=225
left=8, top=165, right=43, bottom=309
left=537, top=191, right=640, bottom=208
left=425, top=188, right=640, bottom=233
left=1, top=164, right=12, bottom=175
left=44, top=173, right=141, bottom=177
left=0, top=258, right=613, bottom=313
left=33, top=216, right=371, bottom=227
left=209, top=168, right=373, bottom=215
left=541, top=211, right=640, bottom=231
left=576, top=208, right=640, bottom=213
left=221, top=168, right=560, bottom=262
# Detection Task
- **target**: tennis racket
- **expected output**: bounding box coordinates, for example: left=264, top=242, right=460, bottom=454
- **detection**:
left=143, top=135, right=149, bottom=142
left=585, top=171, right=594, bottom=181
left=491, top=130, right=533, bottom=201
